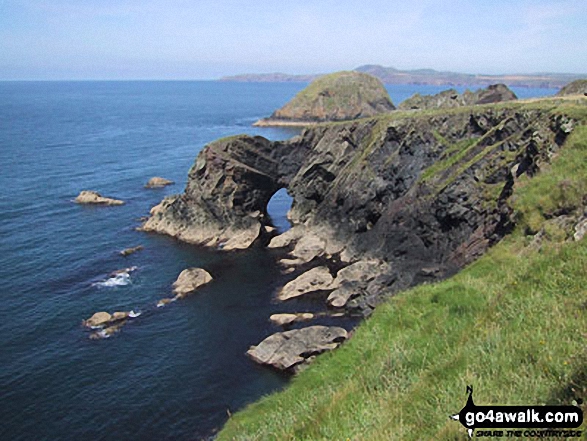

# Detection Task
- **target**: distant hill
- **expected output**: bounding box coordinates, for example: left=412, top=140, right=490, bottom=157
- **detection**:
left=220, top=64, right=586, bottom=88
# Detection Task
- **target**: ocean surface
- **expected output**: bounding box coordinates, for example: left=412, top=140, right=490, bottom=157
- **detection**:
left=0, top=81, right=557, bottom=440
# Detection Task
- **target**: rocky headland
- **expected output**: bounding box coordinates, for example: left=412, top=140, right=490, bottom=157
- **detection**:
left=221, top=64, right=586, bottom=88
left=142, top=93, right=584, bottom=370
left=556, top=78, right=587, bottom=96
left=253, top=71, right=395, bottom=126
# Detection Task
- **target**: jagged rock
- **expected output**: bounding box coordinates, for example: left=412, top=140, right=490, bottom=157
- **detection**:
left=172, top=268, right=213, bottom=297
left=269, top=313, right=314, bottom=326
left=278, top=266, right=334, bottom=301
left=120, top=245, right=143, bottom=256
left=145, top=177, right=174, bottom=188
left=290, top=234, right=326, bottom=263
left=398, top=84, right=517, bottom=110
left=246, top=326, right=348, bottom=370
left=267, top=227, right=305, bottom=249
left=254, top=71, right=395, bottom=126
left=83, top=310, right=138, bottom=338
left=330, top=260, right=387, bottom=289
left=557, top=79, right=587, bottom=96
left=474, top=84, right=518, bottom=104
left=327, top=286, right=360, bottom=308
left=75, top=190, right=124, bottom=206
left=83, top=311, right=133, bottom=328
left=573, top=216, right=587, bottom=241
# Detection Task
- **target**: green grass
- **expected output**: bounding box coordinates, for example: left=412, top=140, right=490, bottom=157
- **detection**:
left=218, top=118, right=587, bottom=440
left=275, top=71, right=394, bottom=118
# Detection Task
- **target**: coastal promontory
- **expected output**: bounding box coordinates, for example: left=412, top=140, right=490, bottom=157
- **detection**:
left=254, top=71, right=395, bottom=126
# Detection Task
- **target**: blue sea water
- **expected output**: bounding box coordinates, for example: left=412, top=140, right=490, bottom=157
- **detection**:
left=0, top=81, right=557, bottom=441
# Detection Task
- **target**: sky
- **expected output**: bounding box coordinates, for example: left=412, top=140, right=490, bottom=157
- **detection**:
left=1, top=0, right=586, bottom=80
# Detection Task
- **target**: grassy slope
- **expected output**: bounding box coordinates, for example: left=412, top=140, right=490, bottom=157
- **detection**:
left=219, top=107, right=587, bottom=441
left=275, top=71, right=393, bottom=117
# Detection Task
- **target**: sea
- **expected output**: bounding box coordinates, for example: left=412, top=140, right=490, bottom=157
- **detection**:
left=0, top=81, right=557, bottom=441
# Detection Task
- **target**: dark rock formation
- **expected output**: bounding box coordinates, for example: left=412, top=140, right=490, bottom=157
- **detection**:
left=140, top=135, right=290, bottom=249
left=398, top=84, right=517, bottom=110
left=556, top=79, right=587, bottom=96
left=144, top=103, right=576, bottom=315
left=246, top=326, right=348, bottom=371
left=254, top=71, right=395, bottom=126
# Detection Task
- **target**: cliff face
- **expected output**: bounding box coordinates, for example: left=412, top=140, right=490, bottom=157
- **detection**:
left=143, top=100, right=578, bottom=313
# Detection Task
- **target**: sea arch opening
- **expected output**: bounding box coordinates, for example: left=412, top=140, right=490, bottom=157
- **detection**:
left=266, top=188, right=293, bottom=234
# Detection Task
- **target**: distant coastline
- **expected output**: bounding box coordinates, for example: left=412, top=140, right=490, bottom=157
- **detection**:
left=220, top=64, right=586, bottom=89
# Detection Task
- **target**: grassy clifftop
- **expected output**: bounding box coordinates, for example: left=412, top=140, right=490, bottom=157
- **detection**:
left=218, top=103, right=587, bottom=440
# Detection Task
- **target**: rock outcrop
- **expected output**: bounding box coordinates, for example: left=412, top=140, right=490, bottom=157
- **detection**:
left=75, top=190, right=124, bottom=206
left=556, top=79, right=587, bottom=96
left=120, top=245, right=143, bottom=256
left=246, top=326, right=348, bottom=371
left=144, top=99, right=578, bottom=315
left=269, top=313, right=314, bottom=327
left=278, top=266, right=334, bottom=301
left=398, top=84, right=517, bottom=110
left=83, top=310, right=140, bottom=339
left=145, top=177, right=174, bottom=188
left=140, top=136, right=289, bottom=249
left=254, top=71, right=395, bottom=126
left=172, top=268, right=213, bottom=297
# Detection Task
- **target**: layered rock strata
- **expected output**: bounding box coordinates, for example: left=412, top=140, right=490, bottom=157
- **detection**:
left=144, top=102, right=578, bottom=316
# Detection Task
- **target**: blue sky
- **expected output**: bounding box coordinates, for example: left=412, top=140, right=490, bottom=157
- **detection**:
left=1, top=0, right=586, bottom=80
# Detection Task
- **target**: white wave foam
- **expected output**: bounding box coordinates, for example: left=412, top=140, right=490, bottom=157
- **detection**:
left=129, top=310, right=141, bottom=318
left=92, top=272, right=131, bottom=288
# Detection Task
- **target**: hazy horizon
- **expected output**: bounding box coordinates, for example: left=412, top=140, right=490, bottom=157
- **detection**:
left=1, top=0, right=586, bottom=81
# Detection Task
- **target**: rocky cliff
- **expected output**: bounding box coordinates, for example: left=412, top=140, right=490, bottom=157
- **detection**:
left=398, top=84, right=517, bottom=110
left=254, top=71, right=395, bottom=126
left=143, top=98, right=580, bottom=314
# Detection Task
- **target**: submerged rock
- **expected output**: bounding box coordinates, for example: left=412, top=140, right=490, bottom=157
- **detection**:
left=145, top=177, right=174, bottom=188
left=254, top=71, right=395, bottom=126
left=278, top=266, right=334, bottom=301
left=157, top=298, right=176, bottom=308
left=172, top=267, right=213, bottom=297
left=75, top=190, right=124, bottom=206
left=120, top=245, right=143, bottom=256
left=246, top=326, right=348, bottom=371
